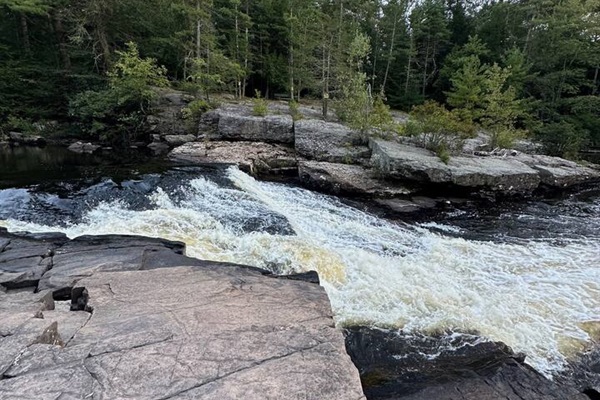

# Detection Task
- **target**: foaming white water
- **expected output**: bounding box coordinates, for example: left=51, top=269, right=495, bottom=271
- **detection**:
left=2, top=167, right=599, bottom=376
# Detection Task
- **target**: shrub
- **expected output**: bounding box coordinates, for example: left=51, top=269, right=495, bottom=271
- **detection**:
left=405, top=101, right=476, bottom=161
left=252, top=90, right=268, bottom=117
left=288, top=100, right=302, bottom=121
left=69, top=42, right=168, bottom=144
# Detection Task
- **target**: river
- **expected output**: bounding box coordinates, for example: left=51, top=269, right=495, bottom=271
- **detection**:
left=0, top=145, right=598, bottom=378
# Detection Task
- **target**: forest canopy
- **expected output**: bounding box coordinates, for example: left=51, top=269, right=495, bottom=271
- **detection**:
left=1, top=0, right=599, bottom=155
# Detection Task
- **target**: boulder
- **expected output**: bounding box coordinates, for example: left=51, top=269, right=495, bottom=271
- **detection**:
left=299, top=161, right=411, bottom=197
left=295, top=119, right=370, bottom=163
left=147, top=141, right=170, bottom=155
left=68, top=141, right=101, bottom=154
left=163, top=134, right=197, bottom=147
left=0, top=231, right=365, bottom=400
left=146, top=88, right=192, bottom=136
left=370, top=139, right=541, bottom=194
left=197, top=105, right=294, bottom=144
left=345, top=326, right=589, bottom=400
left=170, top=141, right=298, bottom=176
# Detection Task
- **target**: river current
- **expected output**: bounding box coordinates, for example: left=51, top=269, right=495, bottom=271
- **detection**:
left=1, top=159, right=599, bottom=378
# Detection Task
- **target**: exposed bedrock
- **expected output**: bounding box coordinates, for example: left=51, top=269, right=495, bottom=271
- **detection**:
left=0, top=228, right=365, bottom=399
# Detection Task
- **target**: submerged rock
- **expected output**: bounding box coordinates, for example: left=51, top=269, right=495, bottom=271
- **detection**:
left=170, top=141, right=298, bottom=176
left=345, top=326, right=589, bottom=400
left=0, top=230, right=365, bottom=399
left=295, top=119, right=370, bottom=163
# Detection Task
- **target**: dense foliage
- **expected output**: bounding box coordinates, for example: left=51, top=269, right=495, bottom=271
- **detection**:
left=0, top=0, right=599, bottom=154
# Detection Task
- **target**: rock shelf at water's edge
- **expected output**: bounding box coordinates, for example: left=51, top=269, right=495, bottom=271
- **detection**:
left=0, top=228, right=364, bottom=399
left=1, top=228, right=598, bottom=399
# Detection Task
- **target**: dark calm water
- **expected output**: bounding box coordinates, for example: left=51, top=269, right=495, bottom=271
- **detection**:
left=0, top=144, right=173, bottom=189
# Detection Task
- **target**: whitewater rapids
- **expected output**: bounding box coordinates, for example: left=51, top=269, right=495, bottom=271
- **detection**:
left=2, top=167, right=599, bottom=377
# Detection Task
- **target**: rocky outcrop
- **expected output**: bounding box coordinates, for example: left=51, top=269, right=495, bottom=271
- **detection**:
left=299, top=161, right=411, bottom=197
left=295, top=119, right=370, bottom=164
left=345, top=327, right=591, bottom=400
left=169, top=141, right=298, bottom=176
left=7, top=132, right=46, bottom=146
left=68, top=141, right=101, bottom=154
left=147, top=88, right=194, bottom=137
left=371, top=139, right=543, bottom=195
left=514, top=153, right=600, bottom=188
left=199, top=105, right=294, bottom=144
left=0, top=228, right=366, bottom=399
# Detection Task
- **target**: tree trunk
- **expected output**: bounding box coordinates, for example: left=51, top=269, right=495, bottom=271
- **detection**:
left=382, top=7, right=399, bottom=96
left=20, top=13, right=31, bottom=55
left=52, top=11, right=71, bottom=71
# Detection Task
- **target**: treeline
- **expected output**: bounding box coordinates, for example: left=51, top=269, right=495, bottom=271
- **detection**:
left=0, top=0, right=599, bottom=155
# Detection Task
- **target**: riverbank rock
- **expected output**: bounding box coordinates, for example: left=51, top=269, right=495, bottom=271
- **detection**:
left=295, top=120, right=370, bottom=164
left=7, top=132, right=46, bottom=146
left=68, top=141, right=101, bottom=154
left=170, top=141, right=298, bottom=176
left=514, top=153, right=600, bottom=188
left=0, top=229, right=365, bottom=399
left=147, top=88, right=193, bottom=137
left=299, top=161, right=411, bottom=197
left=371, top=139, right=542, bottom=195
left=199, top=104, right=294, bottom=144
left=163, top=134, right=197, bottom=147
left=345, top=326, right=589, bottom=400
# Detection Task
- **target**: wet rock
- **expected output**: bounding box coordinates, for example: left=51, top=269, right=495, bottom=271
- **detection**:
left=370, top=139, right=541, bottom=195
left=295, top=119, right=370, bottom=163
left=345, top=326, right=588, bottom=400
left=0, top=259, right=365, bottom=399
left=7, top=132, right=46, bottom=146
left=163, top=134, right=197, bottom=147
left=38, top=234, right=204, bottom=292
left=198, top=104, right=294, bottom=144
left=147, top=141, right=170, bottom=155
left=299, top=161, right=411, bottom=197
left=68, top=141, right=101, bottom=154
left=0, top=228, right=68, bottom=289
left=170, top=141, right=298, bottom=176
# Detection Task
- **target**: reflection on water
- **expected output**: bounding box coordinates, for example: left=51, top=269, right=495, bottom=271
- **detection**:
left=0, top=144, right=172, bottom=189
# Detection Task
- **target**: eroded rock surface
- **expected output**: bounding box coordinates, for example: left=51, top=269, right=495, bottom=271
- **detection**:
left=371, top=139, right=542, bottom=194
left=345, top=327, right=590, bottom=400
left=299, top=161, right=411, bottom=197
left=371, top=139, right=600, bottom=195
left=199, top=105, right=294, bottom=144
left=0, top=230, right=366, bottom=400
left=169, top=141, right=298, bottom=176
left=295, top=119, right=370, bottom=163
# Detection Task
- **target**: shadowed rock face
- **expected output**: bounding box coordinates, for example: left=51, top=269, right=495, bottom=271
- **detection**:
left=0, top=229, right=366, bottom=399
left=345, top=327, right=591, bottom=400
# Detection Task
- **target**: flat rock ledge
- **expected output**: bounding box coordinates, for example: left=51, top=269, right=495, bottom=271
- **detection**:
left=299, top=161, right=412, bottom=197
left=169, top=141, right=298, bottom=176
left=370, top=139, right=600, bottom=195
left=0, top=229, right=365, bottom=400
